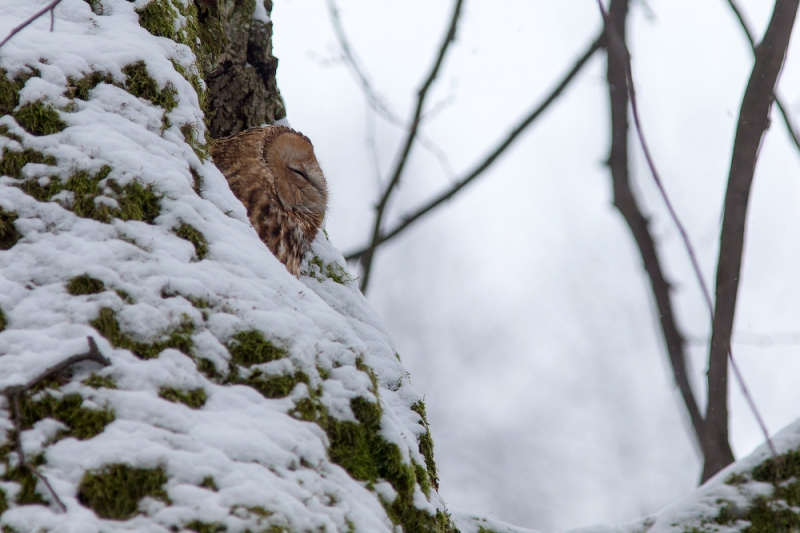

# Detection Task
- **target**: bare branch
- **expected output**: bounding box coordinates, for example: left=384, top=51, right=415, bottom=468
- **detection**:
left=2, top=337, right=110, bottom=512
left=356, top=0, right=465, bottom=292
left=602, top=0, right=706, bottom=448
left=0, top=0, right=64, bottom=49
left=326, top=0, right=457, bottom=192
left=707, top=0, right=798, bottom=477
left=345, top=33, right=603, bottom=263
left=726, top=0, right=800, bottom=154
left=598, top=0, right=790, bottom=481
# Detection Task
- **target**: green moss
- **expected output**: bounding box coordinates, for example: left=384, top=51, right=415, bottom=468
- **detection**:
left=18, top=167, right=161, bottom=224
left=83, top=373, right=117, bottom=389
left=0, top=146, right=57, bottom=178
left=200, top=476, right=218, bottom=491
left=20, top=392, right=115, bottom=440
left=185, top=521, right=226, bottom=533
left=13, top=101, right=67, bottom=136
left=0, top=68, right=34, bottom=116
left=0, top=208, right=21, bottom=250
left=228, top=330, right=287, bottom=367
left=77, top=464, right=170, bottom=520
left=3, top=464, right=47, bottom=505
left=91, top=307, right=194, bottom=359
left=181, top=123, right=209, bottom=160
left=411, top=400, right=439, bottom=490
left=159, top=387, right=206, bottom=408
left=294, top=386, right=454, bottom=533
left=356, top=357, right=378, bottom=394
left=0, top=484, right=7, bottom=514
left=122, top=61, right=177, bottom=113
left=67, top=274, right=105, bottom=296
left=190, top=167, right=204, bottom=195
left=196, top=358, right=221, bottom=379
left=306, top=256, right=355, bottom=286
left=175, top=223, right=209, bottom=259
left=0, top=308, right=6, bottom=332
left=687, top=449, right=800, bottom=533
left=66, top=71, right=115, bottom=101
left=243, top=370, right=308, bottom=399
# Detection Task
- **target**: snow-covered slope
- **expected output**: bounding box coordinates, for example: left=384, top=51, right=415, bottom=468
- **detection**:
left=0, top=1, right=453, bottom=532
left=2, top=1, right=800, bottom=533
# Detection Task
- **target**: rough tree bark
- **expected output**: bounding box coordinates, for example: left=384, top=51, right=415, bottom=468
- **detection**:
left=202, top=0, right=286, bottom=138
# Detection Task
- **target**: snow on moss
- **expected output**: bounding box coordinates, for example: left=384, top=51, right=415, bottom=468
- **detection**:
left=0, top=1, right=454, bottom=532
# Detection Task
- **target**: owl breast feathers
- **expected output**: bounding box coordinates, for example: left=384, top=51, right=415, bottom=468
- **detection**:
left=210, top=126, right=329, bottom=276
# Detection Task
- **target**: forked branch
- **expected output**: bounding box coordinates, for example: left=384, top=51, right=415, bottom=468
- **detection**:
left=357, top=0, right=465, bottom=292
left=3, top=336, right=111, bottom=512
left=346, top=33, right=603, bottom=264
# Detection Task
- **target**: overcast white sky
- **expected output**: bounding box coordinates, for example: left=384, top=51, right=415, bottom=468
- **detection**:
left=271, top=1, right=800, bottom=531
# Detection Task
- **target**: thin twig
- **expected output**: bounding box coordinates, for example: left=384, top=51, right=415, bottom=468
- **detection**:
left=0, top=0, right=64, bottom=48
left=345, top=33, right=603, bottom=263
left=325, top=0, right=455, bottom=182
left=2, top=336, right=110, bottom=512
left=356, top=0, right=465, bottom=292
left=725, top=0, right=800, bottom=156
left=8, top=393, right=67, bottom=512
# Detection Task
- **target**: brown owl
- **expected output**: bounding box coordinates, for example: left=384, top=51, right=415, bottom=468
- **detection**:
left=210, top=125, right=328, bottom=276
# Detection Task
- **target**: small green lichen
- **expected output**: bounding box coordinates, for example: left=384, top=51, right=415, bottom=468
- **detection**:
left=242, top=369, right=308, bottom=399
left=227, top=330, right=287, bottom=367
left=184, top=520, right=226, bottom=533
left=181, top=123, right=209, bottom=160
left=13, top=101, right=67, bottom=136
left=306, top=256, right=355, bottom=286
left=67, top=274, right=105, bottom=296
left=91, top=307, right=194, bottom=359
left=83, top=373, right=117, bottom=389
left=159, top=387, right=206, bottom=409
left=0, top=68, right=35, bottom=116
left=190, top=167, right=204, bottom=195
left=77, top=464, right=170, bottom=520
left=20, top=392, right=115, bottom=440
left=411, top=400, right=439, bottom=490
left=122, top=61, right=177, bottom=113
left=175, top=223, right=209, bottom=259
left=200, top=476, right=218, bottom=491
left=0, top=146, right=57, bottom=178
left=18, top=167, right=161, bottom=224
left=293, top=388, right=455, bottom=533
left=66, top=71, right=115, bottom=100
left=0, top=208, right=21, bottom=250
left=3, top=464, right=47, bottom=505
left=0, top=484, right=7, bottom=514
left=356, top=357, right=378, bottom=394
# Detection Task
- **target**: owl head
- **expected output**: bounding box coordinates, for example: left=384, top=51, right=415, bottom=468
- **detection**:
left=262, top=126, right=328, bottom=226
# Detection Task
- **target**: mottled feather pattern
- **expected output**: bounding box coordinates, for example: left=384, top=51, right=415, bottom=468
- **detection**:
left=210, top=126, right=328, bottom=276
